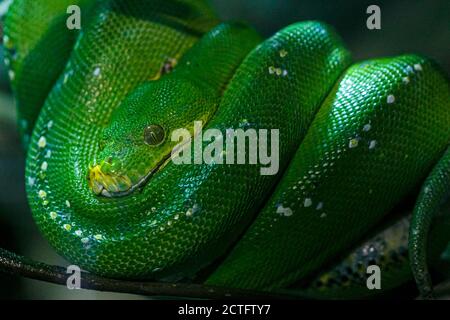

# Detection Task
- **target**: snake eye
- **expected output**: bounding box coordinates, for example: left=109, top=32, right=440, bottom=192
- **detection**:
left=144, top=125, right=165, bottom=146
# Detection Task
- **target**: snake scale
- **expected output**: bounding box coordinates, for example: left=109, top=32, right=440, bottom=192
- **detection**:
left=3, top=0, right=450, bottom=299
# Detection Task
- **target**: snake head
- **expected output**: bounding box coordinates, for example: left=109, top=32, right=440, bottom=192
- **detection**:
left=88, top=77, right=215, bottom=197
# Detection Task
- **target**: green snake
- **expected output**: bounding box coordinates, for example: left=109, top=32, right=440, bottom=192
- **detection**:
left=3, top=0, right=450, bottom=299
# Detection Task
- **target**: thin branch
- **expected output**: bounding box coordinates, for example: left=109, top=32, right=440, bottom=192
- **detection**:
left=0, top=248, right=295, bottom=299
left=3, top=246, right=450, bottom=299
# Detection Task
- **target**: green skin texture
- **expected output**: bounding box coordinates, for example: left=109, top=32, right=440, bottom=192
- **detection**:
left=4, top=0, right=450, bottom=298
left=206, top=56, right=450, bottom=291
left=4, top=0, right=96, bottom=147
left=409, top=147, right=450, bottom=297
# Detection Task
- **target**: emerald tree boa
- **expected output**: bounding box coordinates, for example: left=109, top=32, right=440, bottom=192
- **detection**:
left=3, top=0, right=450, bottom=299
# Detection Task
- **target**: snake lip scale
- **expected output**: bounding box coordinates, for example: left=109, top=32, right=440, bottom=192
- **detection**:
left=88, top=152, right=173, bottom=198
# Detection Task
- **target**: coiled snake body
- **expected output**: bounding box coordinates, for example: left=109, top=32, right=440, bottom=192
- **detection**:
left=4, top=0, right=450, bottom=298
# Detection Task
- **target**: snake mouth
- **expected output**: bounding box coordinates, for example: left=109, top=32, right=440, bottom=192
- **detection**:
left=88, top=153, right=172, bottom=198
left=89, top=126, right=195, bottom=198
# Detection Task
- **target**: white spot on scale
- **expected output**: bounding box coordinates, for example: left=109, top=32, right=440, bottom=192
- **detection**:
left=349, top=138, right=359, bottom=149
left=3, top=34, right=12, bottom=48
left=41, top=161, right=48, bottom=171
left=304, top=198, right=312, bottom=207
left=38, top=136, right=47, bottom=148
left=268, top=66, right=275, bottom=74
left=276, top=205, right=293, bottom=217
left=8, top=70, right=14, bottom=80
left=279, top=49, right=288, bottom=58
left=402, top=77, right=410, bottom=84
left=387, top=95, right=395, bottom=104
left=81, top=238, right=89, bottom=244
left=94, top=234, right=103, bottom=240
left=38, top=190, right=47, bottom=199
left=28, top=177, right=36, bottom=187
left=45, top=150, right=52, bottom=158
left=47, top=120, right=54, bottom=129
left=49, top=212, right=57, bottom=220
left=414, top=64, right=422, bottom=72
left=239, top=119, right=249, bottom=128
left=75, top=230, right=83, bottom=236
left=369, top=140, right=377, bottom=149
left=316, top=202, right=323, bottom=210
left=269, top=66, right=284, bottom=77
left=93, top=67, right=101, bottom=77
left=363, top=124, right=371, bottom=132
left=320, top=213, right=327, bottom=218
left=66, top=200, right=71, bottom=208
left=63, top=224, right=71, bottom=231
left=0, top=0, right=12, bottom=21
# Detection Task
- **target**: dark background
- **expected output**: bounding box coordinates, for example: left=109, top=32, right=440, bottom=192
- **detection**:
left=0, top=0, right=449, bottom=299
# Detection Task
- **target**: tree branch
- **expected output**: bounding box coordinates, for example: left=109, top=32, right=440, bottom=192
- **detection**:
left=0, top=248, right=294, bottom=299
left=3, top=246, right=450, bottom=299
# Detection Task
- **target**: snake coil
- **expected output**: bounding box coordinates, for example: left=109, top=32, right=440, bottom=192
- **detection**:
left=3, top=0, right=450, bottom=298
